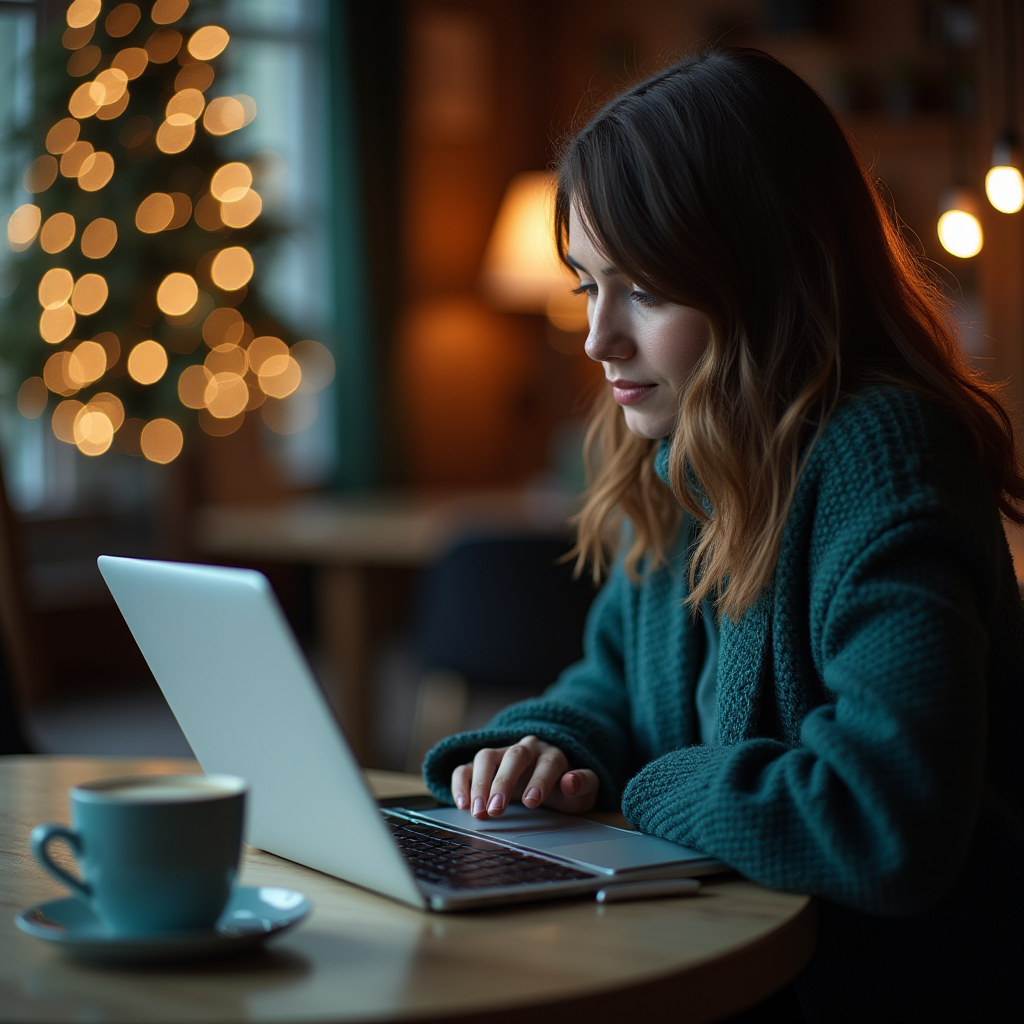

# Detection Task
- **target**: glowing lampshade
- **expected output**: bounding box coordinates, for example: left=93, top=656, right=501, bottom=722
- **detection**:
left=480, top=171, right=586, bottom=330
left=937, top=188, right=983, bottom=259
left=985, top=136, right=1024, bottom=214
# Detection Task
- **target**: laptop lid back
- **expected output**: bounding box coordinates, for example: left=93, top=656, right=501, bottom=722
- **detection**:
left=97, top=555, right=426, bottom=910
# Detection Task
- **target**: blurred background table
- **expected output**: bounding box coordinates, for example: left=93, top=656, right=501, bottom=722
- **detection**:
left=1, top=756, right=816, bottom=1024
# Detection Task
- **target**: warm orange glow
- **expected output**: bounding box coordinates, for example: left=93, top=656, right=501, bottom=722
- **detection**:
left=7, top=204, right=41, bottom=251
left=220, top=189, right=262, bottom=229
left=96, top=90, right=131, bottom=121
left=166, top=88, right=205, bottom=126
left=67, top=44, right=101, bottom=77
left=52, top=400, right=85, bottom=443
left=93, top=332, right=121, bottom=367
left=156, top=119, right=195, bottom=154
left=105, top=3, right=141, bottom=37
left=193, top=192, right=224, bottom=231
left=44, top=353, right=78, bottom=397
left=81, top=217, right=118, bottom=258
left=199, top=409, right=243, bottom=436
left=204, top=371, right=249, bottom=418
left=67, top=341, right=107, bottom=387
left=39, top=306, right=77, bottom=345
left=187, top=25, right=229, bottom=61
left=39, top=268, right=75, bottom=309
left=68, top=82, right=102, bottom=119
left=175, top=61, right=214, bottom=93
left=202, top=96, right=245, bottom=136
left=246, top=335, right=287, bottom=373
left=74, top=406, right=114, bottom=456
left=60, top=139, right=94, bottom=177
left=112, top=46, right=149, bottom=79
left=292, top=340, right=336, bottom=394
left=140, top=418, right=183, bottom=463
left=46, top=118, right=81, bottom=155
left=94, top=68, right=129, bottom=106
left=127, top=340, right=169, bottom=384
left=71, top=273, right=108, bottom=316
left=78, top=151, right=114, bottom=191
left=63, top=23, right=95, bottom=49
left=178, top=364, right=212, bottom=408
left=66, top=0, right=101, bottom=29
left=156, top=272, right=198, bottom=316
left=203, top=307, right=244, bottom=347
left=24, top=155, right=58, bottom=193
left=90, top=392, right=125, bottom=431
left=17, top=378, right=48, bottom=419
left=210, top=247, right=254, bottom=291
left=258, top=354, right=302, bottom=399
left=210, top=162, right=251, bottom=202
left=168, top=192, right=193, bottom=229
left=205, top=343, right=247, bottom=376
left=145, top=28, right=183, bottom=64
left=136, top=192, right=175, bottom=233
left=151, top=0, right=190, bottom=25
left=40, top=212, right=76, bottom=254
left=237, top=94, right=257, bottom=126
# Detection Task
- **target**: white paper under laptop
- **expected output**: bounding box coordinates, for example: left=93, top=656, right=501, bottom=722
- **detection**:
left=98, top=556, right=724, bottom=910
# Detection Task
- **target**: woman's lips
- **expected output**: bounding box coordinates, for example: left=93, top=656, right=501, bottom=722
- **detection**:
left=609, top=379, right=656, bottom=405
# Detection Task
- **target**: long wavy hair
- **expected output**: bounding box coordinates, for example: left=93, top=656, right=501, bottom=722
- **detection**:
left=557, top=47, right=1024, bottom=620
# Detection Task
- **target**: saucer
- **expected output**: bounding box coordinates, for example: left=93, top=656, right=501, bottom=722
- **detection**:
left=15, top=885, right=311, bottom=964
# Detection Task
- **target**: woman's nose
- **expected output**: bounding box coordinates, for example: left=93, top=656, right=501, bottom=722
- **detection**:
left=584, top=302, right=634, bottom=363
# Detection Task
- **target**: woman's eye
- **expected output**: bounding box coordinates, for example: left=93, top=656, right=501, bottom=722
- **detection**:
left=571, top=283, right=596, bottom=297
left=630, top=289, right=657, bottom=307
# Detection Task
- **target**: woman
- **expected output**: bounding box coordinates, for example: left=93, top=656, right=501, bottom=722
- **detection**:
left=422, top=48, right=1023, bottom=1023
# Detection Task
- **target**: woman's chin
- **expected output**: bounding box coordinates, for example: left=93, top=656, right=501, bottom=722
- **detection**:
left=622, top=409, right=673, bottom=440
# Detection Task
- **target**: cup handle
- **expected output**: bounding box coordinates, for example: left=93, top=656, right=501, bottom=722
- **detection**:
left=30, top=823, right=91, bottom=902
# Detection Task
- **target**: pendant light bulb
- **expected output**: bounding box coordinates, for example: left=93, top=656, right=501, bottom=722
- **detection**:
left=985, top=135, right=1024, bottom=214
left=937, top=187, right=983, bottom=258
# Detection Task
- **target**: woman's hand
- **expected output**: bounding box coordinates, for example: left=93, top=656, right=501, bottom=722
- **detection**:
left=450, top=735, right=599, bottom=819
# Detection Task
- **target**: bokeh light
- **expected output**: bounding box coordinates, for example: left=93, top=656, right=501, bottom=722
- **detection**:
left=96, top=89, right=131, bottom=121
left=220, top=189, right=261, bottom=229
left=74, top=405, right=114, bottom=456
left=193, top=192, right=225, bottom=231
left=237, top=95, right=257, bottom=126
left=247, top=335, right=287, bottom=372
left=204, top=371, right=249, bottom=418
left=205, top=342, right=247, bottom=376
left=937, top=210, right=983, bottom=258
left=7, top=204, right=41, bottom=251
left=203, top=96, right=245, bottom=136
left=39, top=307, right=76, bottom=345
left=81, top=217, right=118, bottom=258
left=71, top=273, right=109, bottom=316
left=66, top=0, right=101, bottom=29
left=168, top=192, right=193, bottom=229
left=292, top=340, right=336, bottom=394
left=199, top=408, right=243, bottom=436
left=44, top=352, right=78, bottom=396
left=93, top=332, right=121, bottom=367
left=178, top=364, right=212, bottom=408
left=140, top=418, right=183, bottom=463
left=210, top=162, right=251, bottom=202
left=67, top=340, right=107, bottom=386
left=46, top=118, right=81, bottom=154
left=67, top=45, right=101, bottom=77
left=17, top=378, right=48, bottom=419
left=40, top=212, right=76, bottom=253
left=24, top=155, right=58, bottom=193
left=985, top=165, right=1024, bottom=214
left=89, top=392, right=125, bottom=431
left=166, top=88, right=205, bottom=126
left=127, top=340, right=169, bottom=384
left=156, top=119, right=195, bottom=154
left=63, top=23, right=95, bottom=49
left=52, top=400, right=85, bottom=443
left=145, top=29, right=183, bottom=64
left=136, top=192, right=175, bottom=232
left=60, top=139, right=94, bottom=177
left=258, top=354, right=302, bottom=399
left=156, top=272, right=198, bottom=316
left=188, top=25, right=229, bottom=60
left=210, top=247, right=254, bottom=291
left=68, top=82, right=102, bottom=119
left=203, top=307, right=244, bottom=347
left=112, top=46, right=149, bottom=79
left=151, top=0, right=190, bottom=25
left=105, top=3, right=141, bottom=37
left=94, top=68, right=129, bottom=106
left=175, top=61, right=214, bottom=93
left=78, top=151, right=114, bottom=191
left=39, top=268, right=74, bottom=309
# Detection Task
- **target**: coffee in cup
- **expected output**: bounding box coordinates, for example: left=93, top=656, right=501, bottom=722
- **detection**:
left=30, top=774, right=247, bottom=936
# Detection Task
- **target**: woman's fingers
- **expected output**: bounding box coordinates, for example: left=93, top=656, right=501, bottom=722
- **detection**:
left=520, top=747, right=571, bottom=808
left=475, top=738, right=542, bottom=818
left=543, top=768, right=600, bottom=814
left=450, top=763, right=473, bottom=810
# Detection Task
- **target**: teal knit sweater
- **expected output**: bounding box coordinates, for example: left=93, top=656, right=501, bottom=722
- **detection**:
left=423, top=388, right=1023, bottom=1022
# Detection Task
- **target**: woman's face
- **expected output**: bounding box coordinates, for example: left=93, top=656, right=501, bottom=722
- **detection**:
left=568, top=206, right=708, bottom=440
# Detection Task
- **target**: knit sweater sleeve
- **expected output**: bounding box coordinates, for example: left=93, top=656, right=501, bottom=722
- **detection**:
left=622, top=397, right=1008, bottom=916
left=421, top=560, right=634, bottom=809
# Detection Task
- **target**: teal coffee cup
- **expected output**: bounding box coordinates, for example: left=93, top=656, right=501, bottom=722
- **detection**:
left=30, top=774, right=247, bottom=935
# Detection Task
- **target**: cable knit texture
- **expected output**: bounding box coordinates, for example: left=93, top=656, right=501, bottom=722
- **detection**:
left=422, top=387, right=1023, bottom=1022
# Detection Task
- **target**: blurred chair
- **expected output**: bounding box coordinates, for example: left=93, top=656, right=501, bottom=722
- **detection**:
left=406, top=534, right=595, bottom=772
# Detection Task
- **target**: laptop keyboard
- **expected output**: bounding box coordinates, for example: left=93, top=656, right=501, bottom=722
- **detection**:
left=385, top=817, right=593, bottom=890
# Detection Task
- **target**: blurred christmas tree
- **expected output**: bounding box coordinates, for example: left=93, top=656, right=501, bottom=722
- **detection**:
left=1, top=0, right=334, bottom=465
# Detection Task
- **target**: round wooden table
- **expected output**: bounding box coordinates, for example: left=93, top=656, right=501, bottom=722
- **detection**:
left=0, top=757, right=815, bottom=1023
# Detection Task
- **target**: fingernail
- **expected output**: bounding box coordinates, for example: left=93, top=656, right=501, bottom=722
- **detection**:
left=455, top=792, right=467, bottom=809
left=524, top=787, right=542, bottom=806
left=472, top=797, right=485, bottom=816
left=488, top=793, right=504, bottom=814
left=566, top=773, right=579, bottom=794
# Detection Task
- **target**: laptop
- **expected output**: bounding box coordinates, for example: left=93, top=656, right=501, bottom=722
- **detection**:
left=97, top=555, right=725, bottom=911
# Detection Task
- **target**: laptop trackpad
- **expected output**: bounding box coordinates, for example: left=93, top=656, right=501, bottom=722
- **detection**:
left=520, top=827, right=709, bottom=871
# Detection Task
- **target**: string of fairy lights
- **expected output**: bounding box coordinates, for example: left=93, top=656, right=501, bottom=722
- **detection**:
left=5, top=0, right=334, bottom=465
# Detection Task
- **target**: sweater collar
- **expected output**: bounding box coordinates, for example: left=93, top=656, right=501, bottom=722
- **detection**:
left=657, top=437, right=713, bottom=515
left=655, top=438, right=672, bottom=485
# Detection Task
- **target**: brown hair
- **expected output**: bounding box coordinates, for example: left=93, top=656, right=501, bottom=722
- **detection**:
left=556, top=47, right=1024, bottom=619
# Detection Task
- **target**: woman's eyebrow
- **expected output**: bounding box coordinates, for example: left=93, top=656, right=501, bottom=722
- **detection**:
left=565, top=254, right=620, bottom=277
